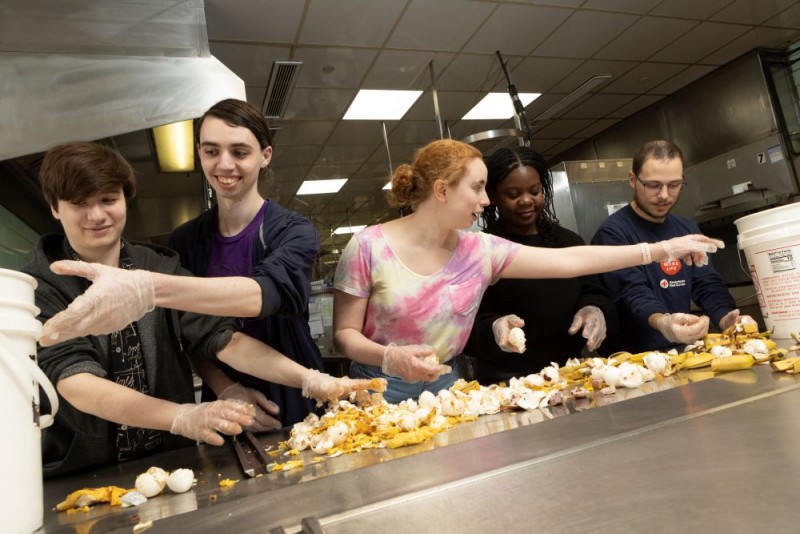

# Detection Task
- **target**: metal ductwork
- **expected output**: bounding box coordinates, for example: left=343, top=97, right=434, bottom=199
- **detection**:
left=0, top=0, right=246, bottom=161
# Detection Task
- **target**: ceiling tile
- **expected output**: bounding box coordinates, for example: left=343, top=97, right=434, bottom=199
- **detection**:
left=561, top=94, right=638, bottom=119
left=548, top=59, right=636, bottom=93
left=649, top=22, right=750, bottom=63
left=606, top=94, right=664, bottom=118
left=436, top=54, right=515, bottom=91
left=505, top=57, right=584, bottom=92
left=293, top=47, right=378, bottom=89
left=531, top=118, right=595, bottom=137
left=205, top=0, right=303, bottom=42
left=404, top=90, right=483, bottom=122
left=300, top=0, right=406, bottom=47
left=388, top=0, right=495, bottom=51
left=315, top=145, right=379, bottom=168
left=283, top=88, right=356, bottom=120
left=648, top=64, right=717, bottom=95
left=362, top=50, right=454, bottom=89
left=574, top=118, right=623, bottom=138
left=272, top=145, right=322, bottom=167
left=649, top=0, right=733, bottom=19
left=463, top=4, right=573, bottom=55
left=532, top=10, right=639, bottom=58
left=388, top=121, right=444, bottom=145
left=275, top=121, right=337, bottom=145
left=709, top=0, right=798, bottom=24
left=603, top=62, right=689, bottom=93
left=352, top=163, right=394, bottom=181
left=305, top=163, right=359, bottom=180
left=595, top=16, right=699, bottom=61
left=581, top=0, right=661, bottom=13
left=327, top=121, right=391, bottom=145
left=763, top=3, right=800, bottom=28
left=700, top=26, right=800, bottom=64
left=209, top=42, right=291, bottom=85
left=513, top=0, right=584, bottom=6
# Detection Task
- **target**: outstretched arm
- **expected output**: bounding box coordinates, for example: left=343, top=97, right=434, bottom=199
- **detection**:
left=500, top=235, right=722, bottom=280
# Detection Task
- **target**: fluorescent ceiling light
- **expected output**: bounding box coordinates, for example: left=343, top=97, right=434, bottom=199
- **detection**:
left=297, top=178, right=347, bottom=195
left=343, top=89, right=423, bottom=120
left=382, top=181, right=392, bottom=190
left=462, top=92, right=541, bottom=120
left=333, top=225, right=366, bottom=235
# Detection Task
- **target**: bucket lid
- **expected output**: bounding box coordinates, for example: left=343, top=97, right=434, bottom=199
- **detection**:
left=735, top=203, right=800, bottom=250
left=0, top=268, right=37, bottom=290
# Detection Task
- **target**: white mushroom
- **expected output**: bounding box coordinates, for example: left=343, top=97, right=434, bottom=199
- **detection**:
left=135, top=472, right=163, bottom=498
left=643, top=352, right=669, bottom=374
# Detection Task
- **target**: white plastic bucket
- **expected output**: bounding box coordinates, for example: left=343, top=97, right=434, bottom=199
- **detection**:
left=0, top=267, right=37, bottom=305
left=735, top=203, right=800, bottom=339
left=0, top=269, right=59, bottom=534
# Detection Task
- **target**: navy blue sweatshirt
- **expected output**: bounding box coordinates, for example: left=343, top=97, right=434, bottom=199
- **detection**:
left=591, top=204, right=735, bottom=353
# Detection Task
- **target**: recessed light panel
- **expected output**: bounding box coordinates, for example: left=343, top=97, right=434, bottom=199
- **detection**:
left=462, top=92, right=541, bottom=120
left=296, top=178, right=347, bottom=195
left=343, top=90, right=423, bottom=120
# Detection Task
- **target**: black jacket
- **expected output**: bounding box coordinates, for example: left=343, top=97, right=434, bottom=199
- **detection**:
left=464, top=226, right=619, bottom=384
left=169, top=200, right=323, bottom=426
left=23, top=235, right=234, bottom=478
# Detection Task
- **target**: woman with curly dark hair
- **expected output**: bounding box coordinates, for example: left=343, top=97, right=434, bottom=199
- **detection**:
left=464, top=146, right=619, bottom=384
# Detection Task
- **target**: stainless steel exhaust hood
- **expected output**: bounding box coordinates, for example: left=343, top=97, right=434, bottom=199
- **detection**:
left=0, top=0, right=245, bottom=161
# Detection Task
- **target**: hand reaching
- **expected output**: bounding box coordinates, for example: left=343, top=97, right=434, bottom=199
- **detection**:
left=655, top=313, right=710, bottom=344
left=381, top=344, right=451, bottom=383
left=170, top=399, right=255, bottom=445
left=40, top=260, right=155, bottom=346
left=218, top=383, right=281, bottom=432
left=492, top=314, right=526, bottom=353
left=656, top=235, right=724, bottom=267
left=301, top=369, right=388, bottom=402
left=568, top=305, right=607, bottom=352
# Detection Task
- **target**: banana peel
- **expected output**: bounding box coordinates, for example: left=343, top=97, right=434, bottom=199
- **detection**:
left=56, top=486, right=131, bottom=512
left=681, top=353, right=715, bottom=369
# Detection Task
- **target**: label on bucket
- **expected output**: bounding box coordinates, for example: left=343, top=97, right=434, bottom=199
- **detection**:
left=745, top=241, right=800, bottom=338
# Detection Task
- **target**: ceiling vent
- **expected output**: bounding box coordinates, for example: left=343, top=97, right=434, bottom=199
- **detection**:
left=261, top=60, right=303, bottom=119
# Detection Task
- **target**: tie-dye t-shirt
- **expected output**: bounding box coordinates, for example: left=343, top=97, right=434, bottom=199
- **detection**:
left=334, top=225, right=520, bottom=362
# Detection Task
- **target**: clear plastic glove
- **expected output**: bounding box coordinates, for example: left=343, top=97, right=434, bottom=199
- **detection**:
left=381, top=343, right=452, bottom=383
left=218, top=383, right=281, bottom=432
left=170, top=399, right=255, bottom=446
left=655, top=313, right=710, bottom=344
left=301, top=369, right=388, bottom=402
left=492, top=314, right=526, bottom=353
left=718, top=309, right=740, bottom=331
left=656, top=235, right=724, bottom=267
left=40, top=260, right=155, bottom=346
left=568, top=305, right=607, bottom=352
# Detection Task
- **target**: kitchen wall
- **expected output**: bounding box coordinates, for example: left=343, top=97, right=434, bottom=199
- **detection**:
left=0, top=204, right=38, bottom=269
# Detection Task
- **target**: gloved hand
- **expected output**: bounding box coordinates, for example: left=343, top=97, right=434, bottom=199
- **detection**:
left=170, top=399, right=255, bottom=446
left=656, top=235, right=724, bottom=267
left=40, top=260, right=155, bottom=346
left=568, top=305, right=607, bottom=351
left=718, top=309, right=740, bottom=331
left=218, top=383, right=281, bottom=432
left=301, top=369, right=388, bottom=402
left=381, top=343, right=451, bottom=383
left=655, top=313, right=710, bottom=344
left=719, top=309, right=757, bottom=331
left=492, top=314, right=526, bottom=353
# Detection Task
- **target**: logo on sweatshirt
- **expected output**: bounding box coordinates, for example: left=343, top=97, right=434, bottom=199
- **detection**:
left=660, top=259, right=682, bottom=276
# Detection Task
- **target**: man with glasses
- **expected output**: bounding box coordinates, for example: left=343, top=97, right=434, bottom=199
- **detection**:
left=591, top=140, right=746, bottom=353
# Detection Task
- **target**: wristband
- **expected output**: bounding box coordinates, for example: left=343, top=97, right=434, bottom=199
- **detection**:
left=640, top=242, right=652, bottom=265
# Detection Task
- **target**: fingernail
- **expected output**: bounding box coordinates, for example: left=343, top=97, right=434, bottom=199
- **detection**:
left=268, top=401, right=279, bottom=412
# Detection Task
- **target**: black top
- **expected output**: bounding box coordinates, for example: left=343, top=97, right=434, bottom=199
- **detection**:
left=464, top=225, right=618, bottom=384
left=24, top=236, right=235, bottom=477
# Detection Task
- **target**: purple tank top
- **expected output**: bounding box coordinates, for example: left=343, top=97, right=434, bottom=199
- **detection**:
left=207, top=201, right=268, bottom=278
left=207, top=201, right=268, bottom=339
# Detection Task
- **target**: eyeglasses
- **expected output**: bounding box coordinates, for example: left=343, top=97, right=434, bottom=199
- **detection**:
left=634, top=174, right=686, bottom=194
